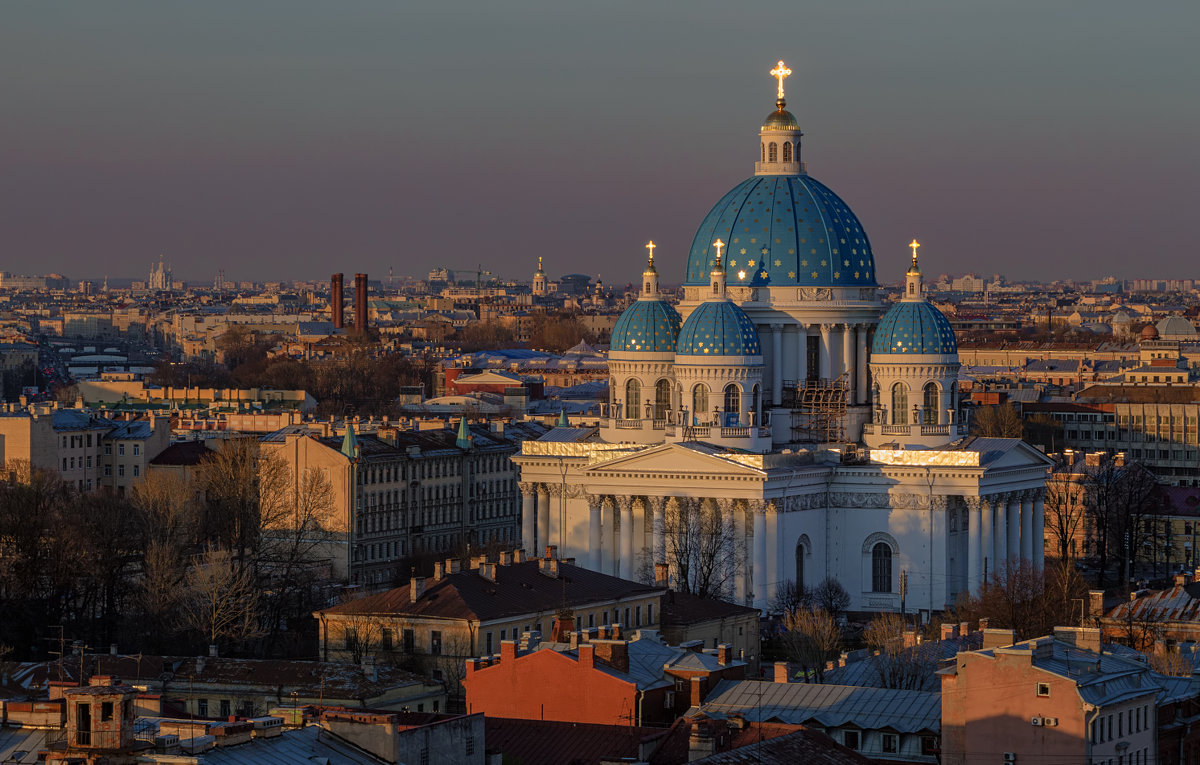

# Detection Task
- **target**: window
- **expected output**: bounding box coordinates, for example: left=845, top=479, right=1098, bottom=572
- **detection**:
left=872, top=542, right=893, bottom=592
left=104, top=466, right=111, bottom=477
left=220, top=699, right=230, bottom=717
left=486, top=632, right=493, bottom=654
left=403, top=629, right=414, bottom=653
left=768, top=142, right=778, bottom=162
left=1037, top=682, right=1051, bottom=697
left=466, top=736, right=475, bottom=756
left=923, top=383, right=939, bottom=424
left=647, top=604, right=654, bottom=624
left=636, top=605, right=642, bottom=627
left=431, top=631, right=442, bottom=655
left=625, top=379, right=641, bottom=418
left=101, top=702, right=113, bottom=722
left=796, top=540, right=806, bottom=590
left=665, top=691, right=676, bottom=708
left=723, top=384, right=740, bottom=425
left=654, top=379, right=671, bottom=420
left=892, top=383, right=909, bottom=425
left=133, top=444, right=140, bottom=456
left=118, top=444, right=125, bottom=456
left=760, top=142, right=765, bottom=162
left=843, top=730, right=859, bottom=750
left=118, top=465, right=125, bottom=477
left=882, top=733, right=898, bottom=754
left=132, top=465, right=139, bottom=477
left=381, top=629, right=393, bottom=651
left=197, top=699, right=208, bottom=716
left=104, top=444, right=112, bottom=455
left=921, top=736, right=938, bottom=756
left=782, top=141, right=793, bottom=162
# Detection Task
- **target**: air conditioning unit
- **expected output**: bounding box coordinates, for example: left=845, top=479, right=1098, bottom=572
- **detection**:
left=1031, top=717, right=1043, bottom=726
left=1044, top=717, right=1059, bottom=727
left=1004, top=753, right=1017, bottom=762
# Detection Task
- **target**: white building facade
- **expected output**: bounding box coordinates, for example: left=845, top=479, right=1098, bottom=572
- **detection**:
left=513, top=64, right=1051, bottom=615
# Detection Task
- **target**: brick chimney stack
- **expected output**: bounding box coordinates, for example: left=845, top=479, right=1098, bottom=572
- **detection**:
left=354, top=273, right=368, bottom=333
left=331, top=273, right=344, bottom=328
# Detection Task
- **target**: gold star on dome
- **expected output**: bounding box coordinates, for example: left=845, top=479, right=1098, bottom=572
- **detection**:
left=747, top=260, right=756, bottom=268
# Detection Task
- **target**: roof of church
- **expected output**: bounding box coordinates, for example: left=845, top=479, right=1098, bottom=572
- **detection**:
left=610, top=298, right=682, bottom=354
left=872, top=299, right=957, bottom=355
left=684, top=175, right=876, bottom=289
left=676, top=300, right=761, bottom=357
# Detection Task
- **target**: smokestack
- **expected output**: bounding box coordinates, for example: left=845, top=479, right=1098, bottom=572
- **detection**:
left=331, top=273, right=344, bottom=329
left=355, top=273, right=368, bottom=333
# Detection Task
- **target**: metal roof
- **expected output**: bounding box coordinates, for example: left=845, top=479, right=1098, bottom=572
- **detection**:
left=701, top=680, right=940, bottom=734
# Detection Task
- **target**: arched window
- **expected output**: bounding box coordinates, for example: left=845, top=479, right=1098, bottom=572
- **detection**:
left=760, top=142, right=765, bottom=162
left=923, top=382, right=940, bottom=424
left=872, top=543, right=893, bottom=592
left=692, top=385, right=709, bottom=423
left=782, top=141, right=793, bottom=162
left=752, top=384, right=761, bottom=422
left=625, top=379, right=641, bottom=418
left=723, top=384, right=740, bottom=426
left=892, top=383, right=908, bottom=425
left=796, top=539, right=808, bottom=590
left=654, top=379, right=671, bottom=421
left=768, top=142, right=778, bottom=162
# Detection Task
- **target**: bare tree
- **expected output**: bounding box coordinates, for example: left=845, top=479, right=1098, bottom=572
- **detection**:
left=663, top=499, right=740, bottom=599
left=1082, top=457, right=1159, bottom=586
left=779, top=609, right=841, bottom=684
left=770, top=579, right=813, bottom=617
left=863, top=612, right=931, bottom=690
left=1043, top=456, right=1087, bottom=562
left=971, top=403, right=1024, bottom=438
left=179, top=548, right=262, bottom=650
left=337, top=612, right=386, bottom=665
left=953, top=559, right=1088, bottom=641
left=811, top=577, right=850, bottom=622
left=132, top=470, right=200, bottom=548
left=1149, top=650, right=1193, bottom=677
left=197, top=438, right=290, bottom=566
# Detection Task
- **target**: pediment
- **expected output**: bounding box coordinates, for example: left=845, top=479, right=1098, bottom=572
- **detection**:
left=969, top=438, right=1056, bottom=470
left=583, top=443, right=766, bottom=478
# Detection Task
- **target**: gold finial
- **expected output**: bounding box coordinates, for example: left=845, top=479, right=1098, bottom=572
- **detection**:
left=538, top=255, right=543, bottom=270
left=770, top=60, right=792, bottom=101
left=645, top=240, right=656, bottom=266
left=713, top=239, right=725, bottom=267
left=909, top=238, right=921, bottom=268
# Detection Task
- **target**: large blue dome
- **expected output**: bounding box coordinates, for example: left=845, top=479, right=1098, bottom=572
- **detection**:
left=676, top=300, right=762, bottom=357
left=872, top=301, right=957, bottom=355
left=684, top=175, right=877, bottom=289
left=610, top=299, right=682, bottom=353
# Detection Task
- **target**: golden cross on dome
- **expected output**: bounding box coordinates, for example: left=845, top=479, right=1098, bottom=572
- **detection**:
left=770, top=60, right=792, bottom=100
left=645, top=240, right=656, bottom=266
left=713, top=239, right=725, bottom=265
left=909, top=238, right=921, bottom=266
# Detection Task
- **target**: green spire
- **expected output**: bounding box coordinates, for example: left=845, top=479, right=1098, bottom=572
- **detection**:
left=456, top=416, right=472, bottom=450
left=557, top=409, right=569, bottom=428
left=340, top=423, right=358, bottom=459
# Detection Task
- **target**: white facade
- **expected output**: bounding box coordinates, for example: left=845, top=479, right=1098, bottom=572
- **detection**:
left=514, top=66, right=1052, bottom=615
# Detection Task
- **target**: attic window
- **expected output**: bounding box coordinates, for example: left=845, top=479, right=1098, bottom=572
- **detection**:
left=1036, top=682, right=1051, bottom=697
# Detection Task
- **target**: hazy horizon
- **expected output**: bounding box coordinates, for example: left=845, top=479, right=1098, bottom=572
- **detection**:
left=3, top=1, right=1198, bottom=285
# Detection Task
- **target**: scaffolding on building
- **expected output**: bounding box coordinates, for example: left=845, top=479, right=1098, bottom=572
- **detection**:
left=789, top=372, right=850, bottom=444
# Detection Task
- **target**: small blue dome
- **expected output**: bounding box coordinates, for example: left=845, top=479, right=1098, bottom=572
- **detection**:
left=685, top=175, right=877, bottom=289
left=872, top=301, right=957, bottom=355
left=610, top=299, right=682, bottom=353
left=676, top=301, right=762, bottom=357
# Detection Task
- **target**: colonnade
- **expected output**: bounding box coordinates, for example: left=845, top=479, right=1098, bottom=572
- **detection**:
left=765, top=322, right=870, bottom=406
left=964, top=489, right=1046, bottom=591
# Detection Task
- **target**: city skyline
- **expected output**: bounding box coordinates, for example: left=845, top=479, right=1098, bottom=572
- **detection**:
left=3, top=1, right=1198, bottom=283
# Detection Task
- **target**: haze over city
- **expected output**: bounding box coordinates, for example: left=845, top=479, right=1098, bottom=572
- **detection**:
left=4, top=2, right=1199, bottom=284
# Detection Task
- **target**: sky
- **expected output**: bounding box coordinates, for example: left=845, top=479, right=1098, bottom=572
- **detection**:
left=2, top=1, right=1198, bottom=285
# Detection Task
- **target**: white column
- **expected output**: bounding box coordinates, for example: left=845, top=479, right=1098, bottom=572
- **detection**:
left=753, top=506, right=767, bottom=610
left=733, top=503, right=747, bottom=605
left=967, top=498, right=982, bottom=593
left=520, top=482, right=536, bottom=556
left=771, top=324, right=783, bottom=406
left=1033, top=492, right=1046, bottom=572
left=1006, top=495, right=1020, bottom=568
left=766, top=503, right=780, bottom=606
left=980, top=496, right=994, bottom=584
left=588, top=496, right=602, bottom=571
left=618, top=496, right=634, bottom=580
left=603, top=499, right=617, bottom=575
left=651, top=497, right=665, bottom=563
left=797, top=325, right=809, bottom=383
left=548, top=485, right=561, bottom=552
left=992, top=497, right=1006, bottom=574
left=842, top=325, right=856, bottom=402
left=819, top=324, right=832, bottom=380
left=1021, top=493, right=1035, bottom=562
left=856, top=326, right=868, bottom=404
left=536, top=487, right=550, bottom=556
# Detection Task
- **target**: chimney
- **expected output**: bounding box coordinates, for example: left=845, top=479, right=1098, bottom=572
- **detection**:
left=410, top=576, right=427, bottom=602
left=1053, top=626, right=1102, bottom=654
left=1085, top=451, right=1103, bottom=468
left=479, top=563, right=497, bottom=582
left=655, top=562, right=670, bottom=588
left=208, top=644, right=219, bottom=658
left=982, top=628, right=1017, bottom=649
left=331, top=273, right=344, bottom=329
left=717, top=643, right=732, bottom=666
left=597, top=626, right=608, bottom=640
left=445, top=558, right=461, bottom=575
left=545, top=545, right=557, bottom=560
left=960, top=621, right=970, bottom=636
left=354, top=273, right=368, bottom=333
left=498, top=551, right=512, bottom=566
left=512, top=549, right=524, bottom=564
left=592, top=640, right=629, bottom=673
left=941, top=623, right=960, bottom=641
left=1088, top=590, right=1105, bottom=619
left=433, top=562, right=443, bottom=581
left=903, top=628, right=919, bottom=648
left=773, top=662, right=792, bottom=683
left=978, top=617, right=990, bottom=631
left=1175, top=572, right=1190, bottom=587
left=578, top=643, right=595, bottom=670
left=689, top=676, right=706, bottom=707
left=611, top=624, right=621, bottom=640
left=550, top=613, right=574, bottom=643
left=500, top=640, right=516, bottom=663
left=1114, top=451, right=1126, bottom=467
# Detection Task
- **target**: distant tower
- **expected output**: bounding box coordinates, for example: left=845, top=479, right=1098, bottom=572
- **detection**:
left=354, top=273, right=368, bottom=333
left=532, top=257, right=548, bottom=296
left=388, top=266, right=394, bottom=290
left=149, top=256, right=173, bottom=291
left=215, top=269, right=225, bottom=291
left=331, top=273, right=344, bottom=329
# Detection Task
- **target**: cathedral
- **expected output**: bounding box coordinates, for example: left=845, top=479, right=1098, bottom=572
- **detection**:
left=513, top=63, right=1051, bottom=617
